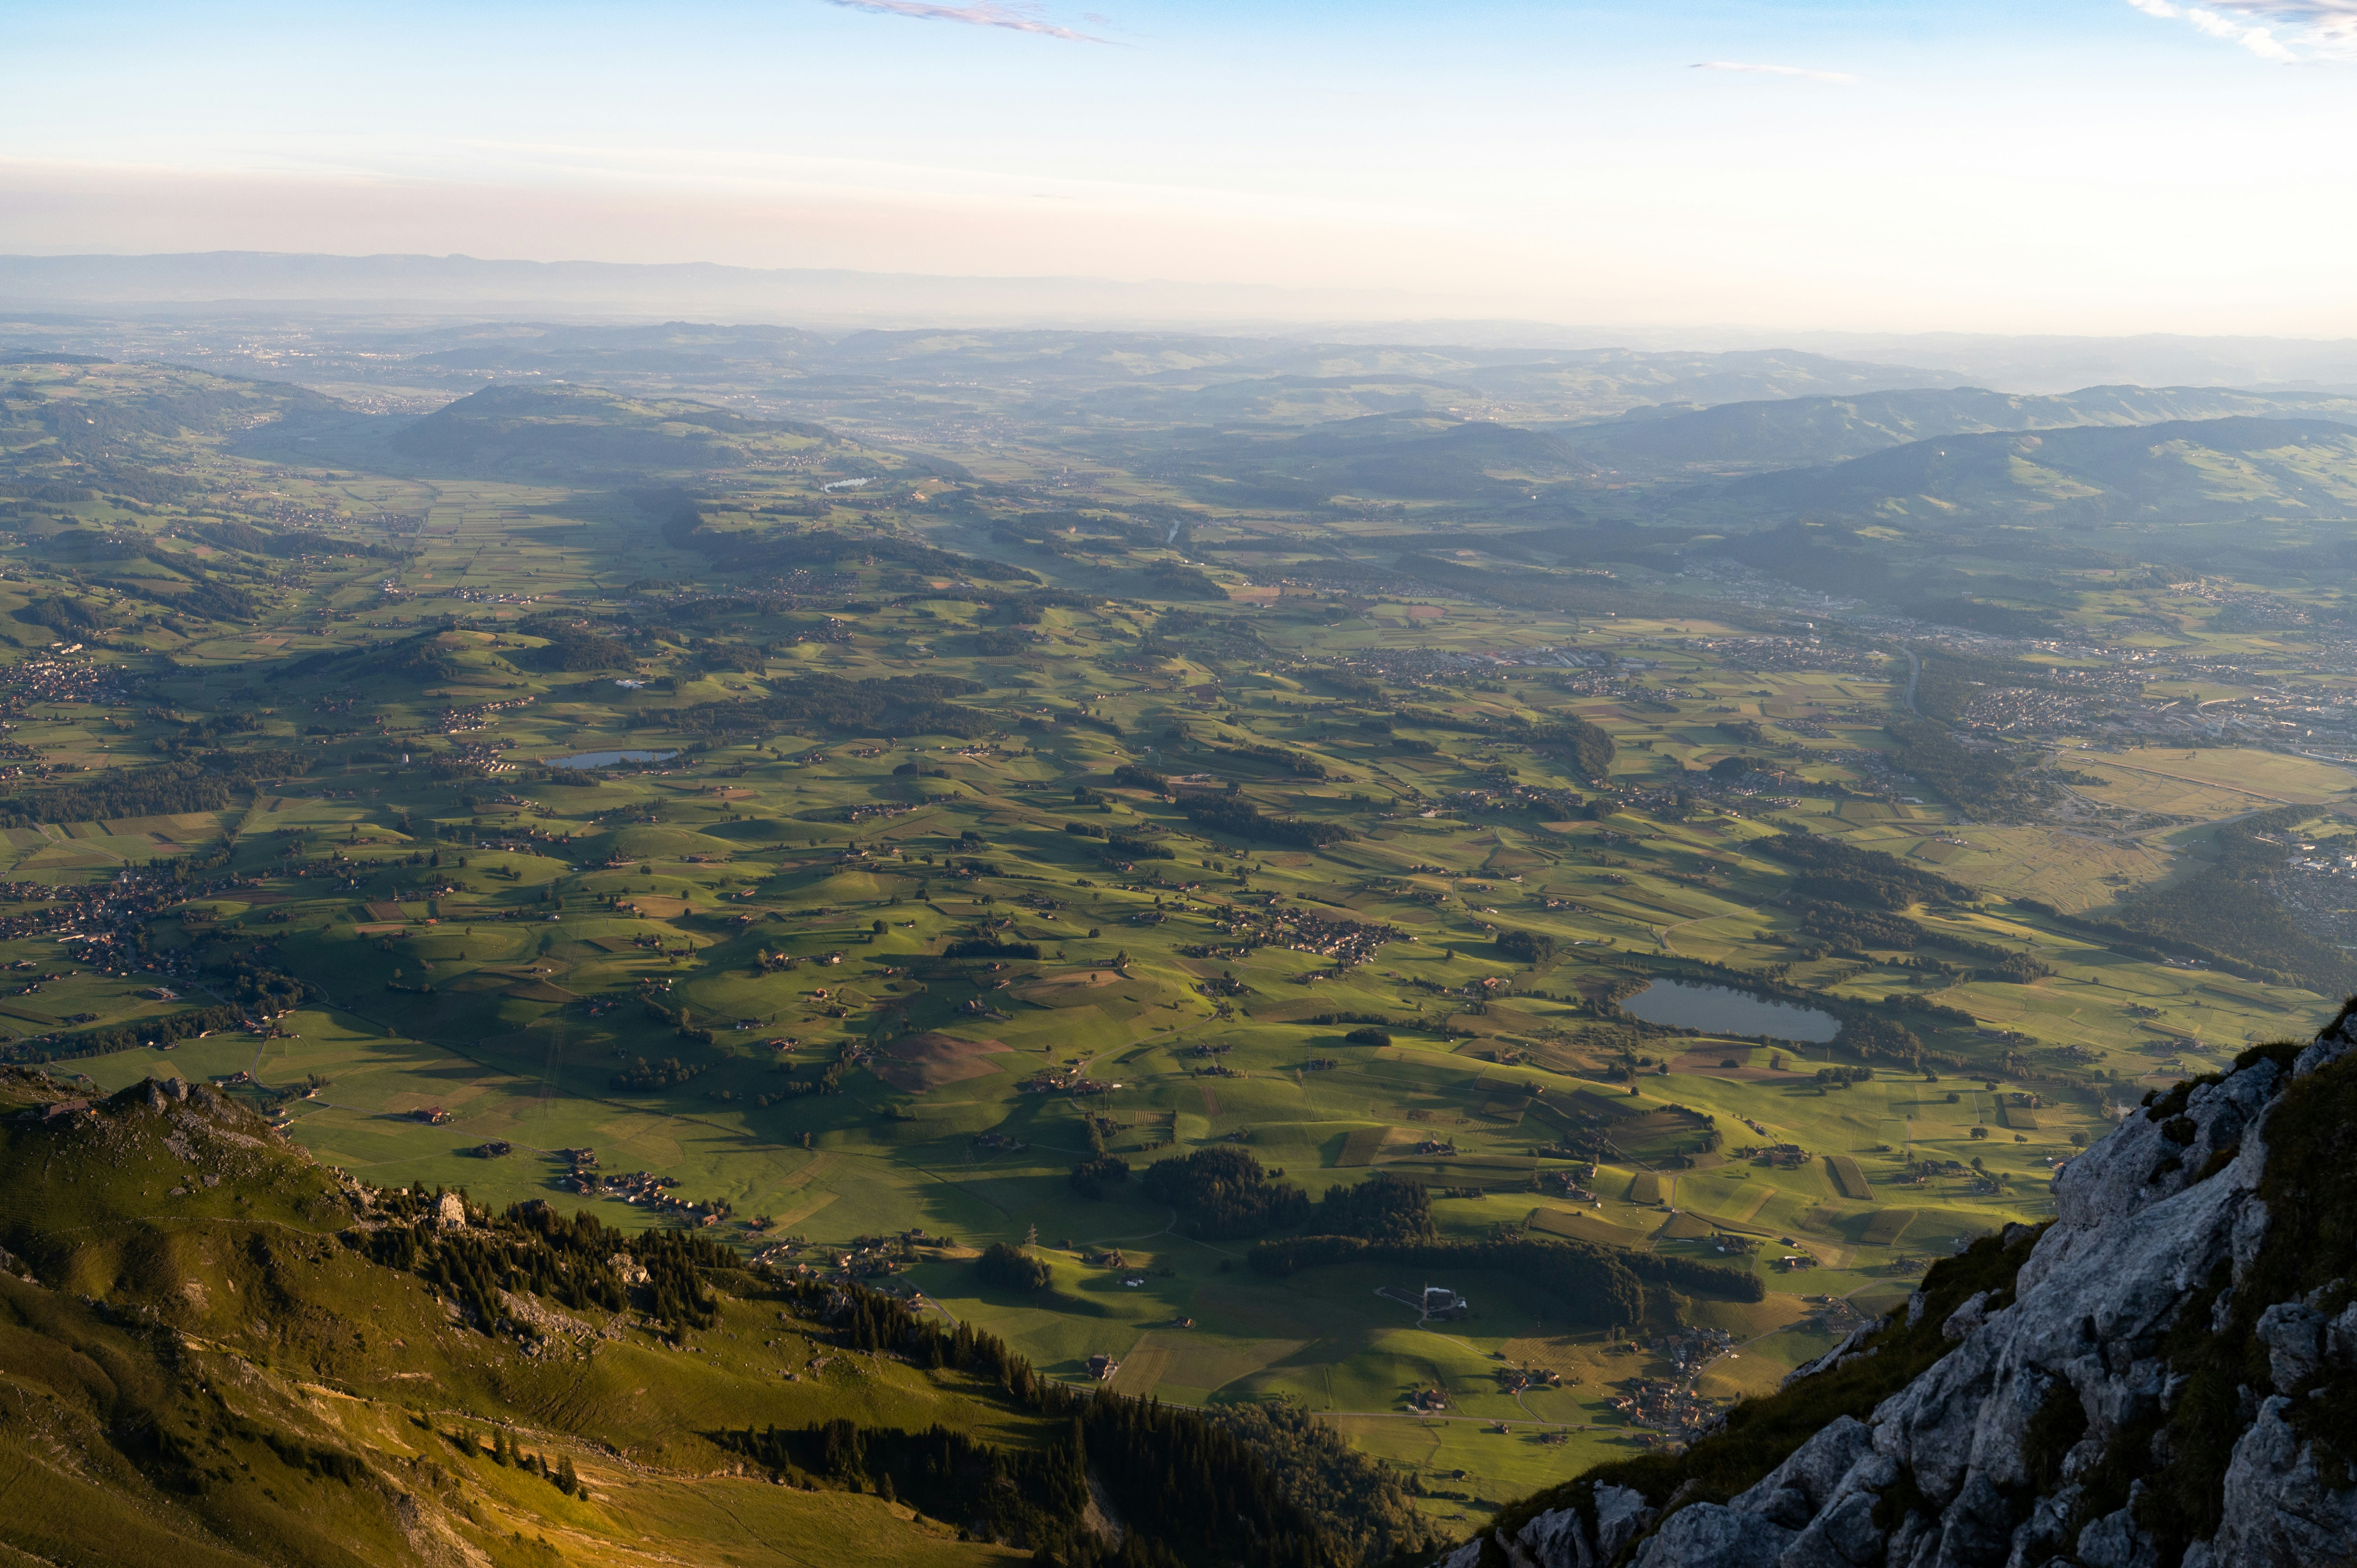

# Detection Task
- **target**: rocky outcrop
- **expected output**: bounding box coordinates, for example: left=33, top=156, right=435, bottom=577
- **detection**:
left=1456, top=1015, right=2357, bottom=1568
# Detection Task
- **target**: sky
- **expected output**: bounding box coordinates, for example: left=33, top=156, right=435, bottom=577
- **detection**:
left=5, top=0, right=2357, bottom=334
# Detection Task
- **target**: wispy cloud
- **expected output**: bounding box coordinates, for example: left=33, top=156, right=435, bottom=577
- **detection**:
left=1689, top=60, right=1860, bottom=84
left=2123, top=0, right=2357, bottom=60
left=824, top=0, right=1113, bottom=44
left=2188, top=7, right=2302, bottom=60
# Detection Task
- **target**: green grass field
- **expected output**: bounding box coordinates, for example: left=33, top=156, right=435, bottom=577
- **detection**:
left=0, top=355, right=2336, bottom=1499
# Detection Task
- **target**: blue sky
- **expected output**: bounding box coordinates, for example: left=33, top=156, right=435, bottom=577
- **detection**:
left=4, top=0, right=2354, bottom=332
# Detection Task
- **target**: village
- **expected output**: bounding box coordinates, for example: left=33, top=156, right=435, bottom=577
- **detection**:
left=1604, top=1375, right=1725, bottom=1439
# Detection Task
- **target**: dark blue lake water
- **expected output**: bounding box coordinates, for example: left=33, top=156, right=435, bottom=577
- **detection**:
left=1619, top=979, right=1839, bottom=1042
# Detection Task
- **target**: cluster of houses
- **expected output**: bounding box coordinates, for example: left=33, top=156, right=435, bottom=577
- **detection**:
left=9, top=647, right=133, bottom=708
left=432, top=699, right=533, bottom=742
left=1185, top=904, right=1399, bottom=968
left=1020, top=1067, right=1120, bottom=1096
left=1608, top=1378, right=1721, bottom=1437
left=753, top=1234, right=913, bottom=1282
left=1900, top=1157, right=2003, bottom=1192
left=1800, top=1294, right=1871, bottom=1338
left=560, top=1160, right=718, bottom=1222
left=1653, top=1327, right=1737, bottom=1373
left=1494, top=1364, right=1564, bottom=1393
left=0, top=865, right=281, bottom=1014
left=1733, top=1142, right=1811, bottom=1168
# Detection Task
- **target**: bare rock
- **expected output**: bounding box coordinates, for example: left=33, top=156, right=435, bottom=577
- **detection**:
left=2253, top=1302, right=2327, bottom=1394
left=1626, top=1501, right=1788, bottom=1568
left=2210, top=1396, right=2357, bottom=1565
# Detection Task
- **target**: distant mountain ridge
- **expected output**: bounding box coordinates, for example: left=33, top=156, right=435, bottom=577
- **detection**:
left=1714, top=415, right=2357, bottom=525
left=0, top=249, right=1456, bottom=327
left=1565, top=384, right=2357, bottom=473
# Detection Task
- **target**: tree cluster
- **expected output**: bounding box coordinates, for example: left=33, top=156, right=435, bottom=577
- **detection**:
left=1309, top=1174, right=1435, bottom=1244
left=1247, top=1234, right=1761, bottom=1322
left=1751, top=830, right=1970, bottom=909
left=1181, top=795, right=1352, bottom=850
left=975, top=1241, right=1053, bottom=1293
left=1140, top=1147, right=1311, bottom=1239
left=1069, top=1155, right=1131, bottom=1201
left=613, top=1055, right=710, bottom=1091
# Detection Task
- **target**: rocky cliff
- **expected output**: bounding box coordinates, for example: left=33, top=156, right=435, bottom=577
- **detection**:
left=1447, top=1013, right=2357, bottom=1568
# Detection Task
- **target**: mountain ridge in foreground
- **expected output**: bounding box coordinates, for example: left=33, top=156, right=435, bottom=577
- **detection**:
left=1433, top=1014, right=2357, bottom=1568
left=0, top=1068, right=1424, bottom=1568
left=13, top=1010, right=2357, bottom=1567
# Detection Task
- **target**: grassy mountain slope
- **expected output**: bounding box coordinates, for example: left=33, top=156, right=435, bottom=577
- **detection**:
left=0, top=360, right=343, bottom=505
left=0, top=1067, right=1042, bottom=1568
left=1714, top=415, right=2357, bottom=524
left=0, top=1067, right=1421, bottom=1568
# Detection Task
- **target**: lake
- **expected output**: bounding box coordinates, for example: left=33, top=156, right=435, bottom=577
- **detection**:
left=1618, top=979, right=1839, bottom=1042
left=548, top=749, right=679, bottom=770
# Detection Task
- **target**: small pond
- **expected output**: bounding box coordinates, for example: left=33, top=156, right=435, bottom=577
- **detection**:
left=548, top=749, right=680, bottom=770
left=1618, top=979, right=1839, bottom=1042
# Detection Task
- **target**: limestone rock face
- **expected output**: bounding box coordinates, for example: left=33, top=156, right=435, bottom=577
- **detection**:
left=1442, top=1017, right=2357, bottom=1568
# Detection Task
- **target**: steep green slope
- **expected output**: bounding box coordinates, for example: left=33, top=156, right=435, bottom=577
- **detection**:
left=0, top=1067, right=1411, bottom=1568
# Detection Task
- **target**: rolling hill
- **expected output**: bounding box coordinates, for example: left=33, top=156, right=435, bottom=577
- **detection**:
left=1175, top=413, right=1597, bottom=507
left=388, top=382, right=846, bottom=478
left=0, top=359, right=345, bottom=505
left=1562, top=384, right=2357, bottom=474
left=1710, top=415, right=2357, bottom=526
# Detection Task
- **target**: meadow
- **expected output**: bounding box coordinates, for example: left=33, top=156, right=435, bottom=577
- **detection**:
left=0, top=356, right=2342, bottom=1508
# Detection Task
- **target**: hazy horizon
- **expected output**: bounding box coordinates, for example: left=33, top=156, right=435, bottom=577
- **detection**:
left=9, top=1, right=2357, bottom=338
